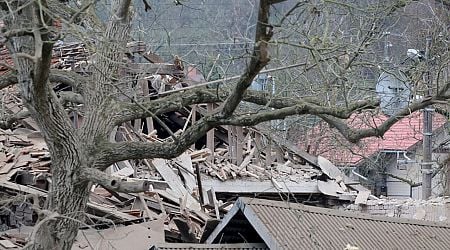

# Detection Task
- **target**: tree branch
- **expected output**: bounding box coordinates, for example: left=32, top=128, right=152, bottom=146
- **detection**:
left=114, top=86, right=379, bottom=124
left=80, top=167, right=150, bottom=193
left=0, top=69, right=86, bottom=92
left=0, top=71, right=18, bottom=90
left=0, top=109, right=31, bottom=129
left=381, top=172, right=422, bottom=188
left=94, top=115, right=217, bottom=168
left=319, top=97, right=441, bottom=143
left=0, top=92, right=84, bottom=130
left=97, top=95, right=378, bottom=168
left=213, top=100, right=378, bottom=126
left=58, top=91, right=84, bottom=104
left=219, top=0, right=272, bottom=118
left=113, top=88, right=222, bottom=125
left=80, top=0, right=133, bottom=142
left=49, top=70, right=86, bottom=93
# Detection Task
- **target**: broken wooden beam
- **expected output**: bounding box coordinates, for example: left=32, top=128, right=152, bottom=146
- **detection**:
left=81, top=168, right=150, bottom=193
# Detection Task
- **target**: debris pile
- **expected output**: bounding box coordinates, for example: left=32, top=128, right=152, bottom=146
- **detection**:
left=52, top=42, right=90, bottom=71
left=0, top=41, right=366, bottom=249
left=342, top=196, right=450, bottom=222
left=0, top=118, right=364, bottom=248
left=194, top=143, right=323, bottom=182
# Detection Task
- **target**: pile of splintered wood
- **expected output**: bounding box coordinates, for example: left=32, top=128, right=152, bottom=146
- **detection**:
left=0, top=118, right=329, bottom=247
left=52, top=42, right=89, bottom=71
left=190, top=135, right=322, bottom=183
left=0, top=128, right=50, bottom=182
left=0, top=125, right=214, bottom=244
left=0, top=41, right=360, bottom=248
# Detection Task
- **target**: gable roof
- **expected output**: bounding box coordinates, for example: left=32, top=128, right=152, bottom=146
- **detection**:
left=206, top=197, right=450, bottom=250
left=304, top=111, right=447, bottom=165
left=150, top=243, right=268, bottom=250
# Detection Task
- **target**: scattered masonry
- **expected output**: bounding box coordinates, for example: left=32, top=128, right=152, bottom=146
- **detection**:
left=342, top=196, right=450, bottom=222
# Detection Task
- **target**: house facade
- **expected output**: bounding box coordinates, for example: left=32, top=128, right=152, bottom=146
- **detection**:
left=303, top=111, right=449, bottom=199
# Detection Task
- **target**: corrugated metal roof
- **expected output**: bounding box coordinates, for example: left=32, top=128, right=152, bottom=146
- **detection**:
left=150, top=243, right=268, bottom=250
left=207, top=197, right=450, bottom=249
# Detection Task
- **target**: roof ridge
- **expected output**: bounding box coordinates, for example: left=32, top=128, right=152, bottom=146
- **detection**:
left=239, top=197, right=450, bottom=228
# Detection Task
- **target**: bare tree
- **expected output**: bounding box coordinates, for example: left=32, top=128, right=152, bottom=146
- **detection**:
left=1, top=0, right=449, bottom=249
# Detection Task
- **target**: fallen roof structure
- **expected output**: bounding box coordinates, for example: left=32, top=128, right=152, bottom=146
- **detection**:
left=0, top=41, right=371, bottom=248
left=206, top=197, right=450, bottom=250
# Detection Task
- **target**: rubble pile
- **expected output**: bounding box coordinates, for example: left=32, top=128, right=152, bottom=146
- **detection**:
left=52, top=42, right=90, bottom=71
left=342, top=196, right=450, bottom=222
left=0, top=42, right=364, bottom=249
left=0, top=119, right=363, bottom=248
left=193, top=144, right=323, bottom=183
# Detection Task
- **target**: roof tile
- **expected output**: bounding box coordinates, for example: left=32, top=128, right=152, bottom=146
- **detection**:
left=304, top=111, right=447, bottom=165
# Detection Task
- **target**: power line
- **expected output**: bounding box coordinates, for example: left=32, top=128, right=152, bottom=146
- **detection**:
left=154, top=61, right=309, bottom=96
left=147, top=42, right=254, bottom=46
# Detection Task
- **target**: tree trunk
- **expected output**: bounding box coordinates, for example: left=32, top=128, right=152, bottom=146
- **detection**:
left=24, top=154, right=90, bottom=250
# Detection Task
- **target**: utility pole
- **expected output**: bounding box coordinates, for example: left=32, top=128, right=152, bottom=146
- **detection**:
left=422, top=36, right=433, bottom=200
left=383, top=32, right=391, bottom=63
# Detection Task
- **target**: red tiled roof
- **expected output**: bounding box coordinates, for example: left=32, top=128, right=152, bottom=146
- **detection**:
left=302, top=111, right=447, bottom=165
left=0, top=44, right=14, bottom=74
left=0, top=19, right=63, bottom=75
left=1, top=42, right=85, bottom=76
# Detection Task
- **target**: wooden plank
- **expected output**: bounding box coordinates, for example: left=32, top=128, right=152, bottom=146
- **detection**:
left=207, top=188, right=220, bottom=219
left=86, top=202, right=137, bottom=221
left=0, top=163, right=14, bottom=174
left=238, top=147, right=255, bottom=172
left=265, top=139, right=273, bottom=166
left=355, top=190, right=371, bottom=205
left=228, top=126, right=236, bottom=164
left=190, top=105, right=197, bottom=150
left=174, top=153, right=196, bottom=193
left=142, top=51, right=165, bottom=63
left=0, top=239, right=18, bottom=248
left=201, top=179, right=319, bottom=194
left=254, top=133, right=263, bottom=165
left=245, top=134, right=252, bottom=153
left=138, top=193, right=157, bottom=220
left=195, top=164, right=205, bottom=206
left=190, top=148, right=210, bottom=159
left=243, top=170, right=259, bottom=179
left=206, top=103, right=215, bottom=162
left=134, top=118, right=142, bottom=133
left=269, top=132, right=318, bottom=166
left=235, top=127, right=244, bottom=165
left=152, top=159, right=200, bottom=211
left=275, top=146, right=285, bottom=163
left=140, top=78, right=154, bottom=133
left=0, top=181, right=47, bottom=196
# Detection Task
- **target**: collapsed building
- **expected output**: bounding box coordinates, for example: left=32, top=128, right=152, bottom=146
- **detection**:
left=0, top=41, right=371, bottom=247
left=1, top=41, right=449, bottom=249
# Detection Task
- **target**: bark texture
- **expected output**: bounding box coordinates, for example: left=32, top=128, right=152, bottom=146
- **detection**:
left=0, top=0, right=449, bottom=249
